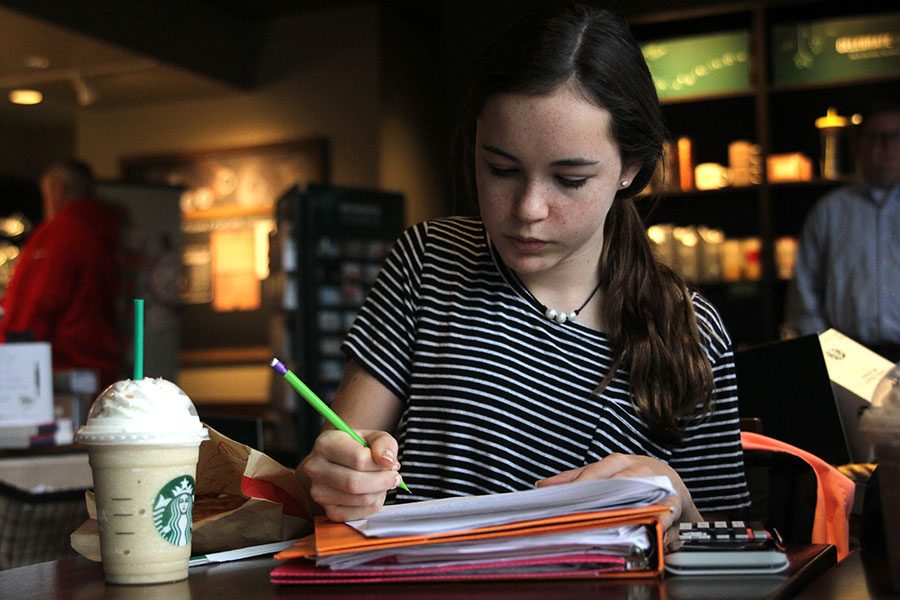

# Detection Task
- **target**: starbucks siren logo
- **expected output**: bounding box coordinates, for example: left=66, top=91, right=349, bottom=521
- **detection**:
left=152, top=476, right=194, bottom=546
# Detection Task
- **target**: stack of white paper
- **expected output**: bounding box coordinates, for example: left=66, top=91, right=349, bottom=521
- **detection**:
left=348, top=476, right=675, bottom=537
left=319, top=525, right=651, bottom=570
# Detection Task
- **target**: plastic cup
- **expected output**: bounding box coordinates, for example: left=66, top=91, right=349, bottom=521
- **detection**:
left=76, top=378, right=209, bottom=585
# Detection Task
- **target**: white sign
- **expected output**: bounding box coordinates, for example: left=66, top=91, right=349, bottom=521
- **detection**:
left=0, top=342, right=53, bottom=425
left=819, top=329, right=893, bottom=403
left=819, top=329, right=893, bottom=463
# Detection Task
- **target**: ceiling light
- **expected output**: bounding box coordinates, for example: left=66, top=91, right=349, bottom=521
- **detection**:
left=8, top=89, right=43, bottom=105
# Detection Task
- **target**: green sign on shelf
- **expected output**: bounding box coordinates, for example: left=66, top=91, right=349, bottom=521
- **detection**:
left=771, top=12, right=900, bottom=87
left=641, top=31, right=751, bottom=101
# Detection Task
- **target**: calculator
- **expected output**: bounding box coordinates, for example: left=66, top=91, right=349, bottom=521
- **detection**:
left=676, top=520, right=781, bottom=549
left=664, top=521, right=789, bottom=576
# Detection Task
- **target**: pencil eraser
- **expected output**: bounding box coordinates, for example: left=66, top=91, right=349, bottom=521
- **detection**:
left=270, top=358, right=288, bottom=376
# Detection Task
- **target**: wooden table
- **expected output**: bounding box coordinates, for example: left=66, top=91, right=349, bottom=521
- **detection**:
left=793, top=550, right=900, bottom=599
left=0, top=544, right=836, bottom=599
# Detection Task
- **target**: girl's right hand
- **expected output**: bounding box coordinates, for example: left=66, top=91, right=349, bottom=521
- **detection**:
left=300, top=428, right=403, bottom=522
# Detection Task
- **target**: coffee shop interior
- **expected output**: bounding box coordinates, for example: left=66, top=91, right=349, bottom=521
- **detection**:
left=0, top=0, right=898, bottom=589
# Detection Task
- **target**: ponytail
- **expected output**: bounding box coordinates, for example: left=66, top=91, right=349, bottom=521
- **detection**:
left=597, top=197, right=714, bottom=444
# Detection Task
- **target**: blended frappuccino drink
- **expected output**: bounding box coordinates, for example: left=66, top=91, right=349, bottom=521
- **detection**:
left=76, top=378, right=209, bottom=585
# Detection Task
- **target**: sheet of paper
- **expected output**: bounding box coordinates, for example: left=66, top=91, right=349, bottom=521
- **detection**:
left=328, top=550, right=628, bottom=572
left=819, top=328, right=893, bottom=401
left=189, top=538, right=298, bottom=566
left=348, top=476, right=674, bottom=537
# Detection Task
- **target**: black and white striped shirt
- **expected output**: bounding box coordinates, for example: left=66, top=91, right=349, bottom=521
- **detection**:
left=343, top=217, right=750, bottom=513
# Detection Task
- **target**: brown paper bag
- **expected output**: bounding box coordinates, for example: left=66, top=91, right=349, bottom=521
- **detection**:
left=71, top=424, right=312, bottom=559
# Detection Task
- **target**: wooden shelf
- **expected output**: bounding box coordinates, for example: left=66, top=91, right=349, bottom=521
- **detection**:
left=179, top=346, right=272, bottom=366
left=659, top=90, right=755, bottom=106
left=768, top=74, right=900, bottom=95
left=769, top=178, right=852, bottom=190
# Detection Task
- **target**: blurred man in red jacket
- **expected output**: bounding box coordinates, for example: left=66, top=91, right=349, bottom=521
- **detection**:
left=0, top=160, right=126, bottom=388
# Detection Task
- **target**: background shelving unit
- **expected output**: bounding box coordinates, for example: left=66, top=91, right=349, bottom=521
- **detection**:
left=272, top=184, right=405, bottom=458
left=630, top=1, right=900, bottom=346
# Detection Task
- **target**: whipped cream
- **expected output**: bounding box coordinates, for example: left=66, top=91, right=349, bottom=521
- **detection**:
left=76, top=378, right=209, bottom=446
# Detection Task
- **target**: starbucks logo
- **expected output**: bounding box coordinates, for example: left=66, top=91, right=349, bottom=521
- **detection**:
left=152, top=476, right=194, bottom=546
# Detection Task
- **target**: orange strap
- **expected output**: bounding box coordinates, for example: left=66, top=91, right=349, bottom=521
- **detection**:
left=741, top=431, right=855, bottom=560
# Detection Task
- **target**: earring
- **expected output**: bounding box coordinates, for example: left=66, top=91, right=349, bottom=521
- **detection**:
left=620, top=180, right=629, bottom=188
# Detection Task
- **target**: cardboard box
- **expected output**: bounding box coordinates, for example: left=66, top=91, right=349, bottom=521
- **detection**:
left=818, top=329, right=894, bottom=463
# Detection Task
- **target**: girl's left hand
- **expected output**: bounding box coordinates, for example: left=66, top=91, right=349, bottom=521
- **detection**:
left=536, top=453, right=702, bottom=549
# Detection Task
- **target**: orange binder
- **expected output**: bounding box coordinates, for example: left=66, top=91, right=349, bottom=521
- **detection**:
left=273, top=504, right=668, bottom=583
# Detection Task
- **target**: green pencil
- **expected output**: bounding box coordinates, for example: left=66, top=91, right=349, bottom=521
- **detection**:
left=270, top=358, right=411, bottom=493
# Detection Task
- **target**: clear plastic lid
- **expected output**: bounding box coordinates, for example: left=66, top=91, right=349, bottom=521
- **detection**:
left=75, top=378, right=209, bottom=446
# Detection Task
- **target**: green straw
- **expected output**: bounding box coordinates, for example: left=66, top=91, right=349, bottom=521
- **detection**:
left=134, top=299, right=144, bottom=380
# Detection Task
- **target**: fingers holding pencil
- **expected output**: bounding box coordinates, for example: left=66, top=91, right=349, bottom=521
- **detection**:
left=366, top=430, right=403, bottom=471
left=303, top=429, right=402, bottom=522
left=316, top=428, right=401, bottom=474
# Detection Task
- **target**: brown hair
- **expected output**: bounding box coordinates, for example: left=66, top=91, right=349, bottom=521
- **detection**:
left=452, top=3, right=713, bottom=443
